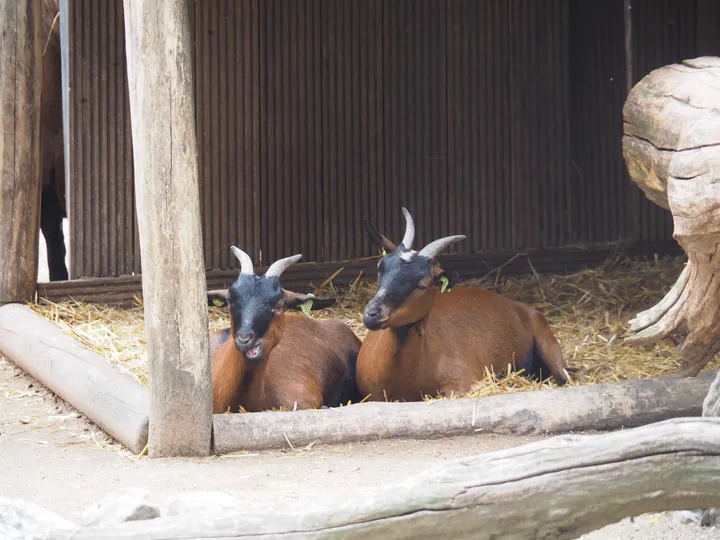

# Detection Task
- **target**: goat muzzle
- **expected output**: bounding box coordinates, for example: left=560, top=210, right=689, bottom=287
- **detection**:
left=362, top=300, right=390, bottom=331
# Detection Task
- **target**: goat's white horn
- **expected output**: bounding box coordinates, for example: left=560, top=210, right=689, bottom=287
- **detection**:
left=400, top=207, right=415, bottom=251
left=418, top=235, right=466, bottom=260
left=231, top=245, right=255, bottom=274
left=265, top=254, right=302, bottom=278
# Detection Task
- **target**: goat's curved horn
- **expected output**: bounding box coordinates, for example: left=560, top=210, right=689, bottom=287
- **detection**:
left=400, top=207, right=415, bottom=251
left=231, top=245, right=254, bottom=274
left=418, top=235, right=466, bottom=260
left=265, top=254, right=302, bottom=278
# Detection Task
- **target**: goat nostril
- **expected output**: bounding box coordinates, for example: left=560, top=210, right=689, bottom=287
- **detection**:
left=366, top=306, right=380, bottom=318
left=236, top=331, right=254, bottom=346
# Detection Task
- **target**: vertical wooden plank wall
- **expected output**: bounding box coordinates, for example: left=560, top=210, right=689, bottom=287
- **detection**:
left=321, top=0, right=385, bottom=262
left=568, top=0, right=632, bottom=246
left=447, top=0, right=512, bottom=253
left=507, top=0, right=572, bottom=250
left=195, top=0, right=261, bottom=268
left=67, top=0, right=138, bottom=278
left=66, top=0, right=710, bottom=279
left=630, top=0, right=697, bottom=243
left=259, top=0, right=323, bottom=264
left=383, top=0, right=449, bottom=250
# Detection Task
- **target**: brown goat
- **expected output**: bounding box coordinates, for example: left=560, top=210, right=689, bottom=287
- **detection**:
left=41, top=0, right=69, bottom=281
left=208, top=247, right=361, bottom=413
left=356, top=208, right=568, bottom=402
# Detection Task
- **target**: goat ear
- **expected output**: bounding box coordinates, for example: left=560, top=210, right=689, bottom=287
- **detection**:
left=207, top=289, right=229, bottom=307
left=364, top=218, right=397, bottom=255
left=282, top=290, right=337, bottom=312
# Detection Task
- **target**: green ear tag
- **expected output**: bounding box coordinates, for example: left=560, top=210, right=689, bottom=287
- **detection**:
left=212, top=298, right=224, bottom=307
left=440, top=275, right=450, bottom=293
left=299, top=294, right=315, bottom=316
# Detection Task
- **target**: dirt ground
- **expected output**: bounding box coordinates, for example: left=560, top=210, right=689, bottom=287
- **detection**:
left=1, top=355, right=717, bottom=539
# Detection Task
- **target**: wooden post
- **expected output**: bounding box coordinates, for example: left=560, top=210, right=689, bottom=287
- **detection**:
left=0, top=0, right=42, bottom=303
left=122, top=0, right=212, bottom=457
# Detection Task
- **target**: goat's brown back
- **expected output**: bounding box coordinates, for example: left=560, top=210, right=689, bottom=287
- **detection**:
left=357, top=287, right=565, bottom=402
left=41, top=0, right=64, bottom=203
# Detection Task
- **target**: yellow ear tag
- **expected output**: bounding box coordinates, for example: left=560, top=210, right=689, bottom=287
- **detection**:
left=299, top=294, right=315, bottom=316
left=212, top=298, right=224, bottom=307
left=440, top=275, right=450, bottom=293
left=381, top=248, right=387, bottom=256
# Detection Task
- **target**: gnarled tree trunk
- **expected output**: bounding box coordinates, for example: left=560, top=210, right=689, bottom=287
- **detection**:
left=623, top=56, right=720, bottom=529
left=623, top=57, right=720, bottom=378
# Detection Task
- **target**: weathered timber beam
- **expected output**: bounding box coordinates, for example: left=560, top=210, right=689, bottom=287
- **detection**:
left=0, top=0, right=42, bottom=303
left=0, top=303, right=149, bottom=453
left=214, top=370, right=717, bottom=453
left=123, top=0, right=212, bottom=457
left=47, top=418, right=720, bottom=539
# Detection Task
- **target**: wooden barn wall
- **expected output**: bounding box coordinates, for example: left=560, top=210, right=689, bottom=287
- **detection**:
left=66, top=0, right=712, bottom=279
left=568, top=0, right=630, bottom=247
left=630, top=0, right=698, bottom=243
left=195, top=0, right=261, bottom=270
left=67, top=0, right=138, bottom=278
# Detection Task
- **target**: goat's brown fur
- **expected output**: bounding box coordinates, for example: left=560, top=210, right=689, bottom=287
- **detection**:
left=357, top=216, right=567, bottom=402
left=39, top=0, right=69, bottom=281
left=42, top=0, right=64, bottom=205
left=210, top=295, right=361, bottom=413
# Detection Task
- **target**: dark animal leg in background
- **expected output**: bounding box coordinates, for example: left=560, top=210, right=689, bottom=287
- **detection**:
left=40, top=172, right=68, bottom=282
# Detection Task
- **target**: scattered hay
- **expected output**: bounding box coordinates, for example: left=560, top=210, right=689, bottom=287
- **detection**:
left=27, top=296, right=232, bottom=387
left=28, top=252, right=720, bottom=402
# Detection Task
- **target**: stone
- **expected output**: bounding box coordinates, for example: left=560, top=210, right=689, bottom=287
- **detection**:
left=79, top=487, right=160, bottom=526
left=701, top=508, right=720, bottom=528
left=0, top=497, right=76, bottom=539
left=668, top=510, right=702, bottom=526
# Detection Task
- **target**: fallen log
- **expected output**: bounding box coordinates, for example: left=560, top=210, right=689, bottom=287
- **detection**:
left=214, top=370, right=716, bottom=453
left=0, top=303, right=149, bottom=454
left=47, top=418, right=720, bottom=540
left=622, top=57, right=720, bottom=376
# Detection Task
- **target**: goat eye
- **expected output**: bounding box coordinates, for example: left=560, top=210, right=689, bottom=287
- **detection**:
left=272, top=304, right=282, bottom=314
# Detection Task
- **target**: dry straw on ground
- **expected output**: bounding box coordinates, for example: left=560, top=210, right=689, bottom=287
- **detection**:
left=28, top=253, right=720, bottom=401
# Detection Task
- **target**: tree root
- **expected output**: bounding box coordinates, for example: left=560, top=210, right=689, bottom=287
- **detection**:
left=626, top=254, right=720, bottom=376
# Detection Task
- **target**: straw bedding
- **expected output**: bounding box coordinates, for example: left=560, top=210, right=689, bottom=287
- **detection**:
left=28, top=253, right=720, bottom=402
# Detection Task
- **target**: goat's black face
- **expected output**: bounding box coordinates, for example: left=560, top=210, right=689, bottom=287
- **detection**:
left=363, top=245, right=432, bottom=330
left=228, top=274, right=284, bottom=366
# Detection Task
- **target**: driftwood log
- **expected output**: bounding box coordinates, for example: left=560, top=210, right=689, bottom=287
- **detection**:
left=0, top=0, right=42, bottom=303
left=623, top=56, right=720, bottom=377
left=44, top=418, right=720, bottom=540
left=123, top=0, right=212, bottom=457
left=0, top=303, right=149, bottom=454
left=214, top=371, right=716, bottom=453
